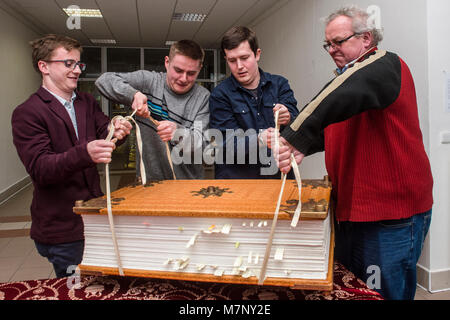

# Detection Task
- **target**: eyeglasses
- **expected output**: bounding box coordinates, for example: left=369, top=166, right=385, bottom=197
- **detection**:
left=44, top=59, right=87, bottom=71
left=323, top=33, right=360, bottom=52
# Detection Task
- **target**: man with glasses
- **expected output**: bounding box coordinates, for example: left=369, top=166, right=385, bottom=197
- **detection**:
left=273, top=6, right=433, bottom=300
left=11, top=34, right=131, bottom=278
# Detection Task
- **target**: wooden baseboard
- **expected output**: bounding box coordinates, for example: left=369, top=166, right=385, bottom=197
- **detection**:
left=417, top=264, right=450, bottom=292
left=0, top=176, right=31, bottom=205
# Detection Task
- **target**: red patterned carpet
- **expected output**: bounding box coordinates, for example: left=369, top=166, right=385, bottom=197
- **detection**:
left=0, top=262, right=382, bottom=300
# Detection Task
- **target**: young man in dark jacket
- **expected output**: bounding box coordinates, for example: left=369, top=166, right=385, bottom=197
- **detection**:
left=209, top=26, right=299, bottom=179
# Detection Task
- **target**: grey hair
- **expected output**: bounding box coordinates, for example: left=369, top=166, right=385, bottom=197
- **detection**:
left=324, top=5, right=383, bottom=46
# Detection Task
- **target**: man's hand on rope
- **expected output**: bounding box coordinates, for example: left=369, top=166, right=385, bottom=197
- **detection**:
left=273, top=103, right=291, bottom=126
left=157, top=120, right=177, bottom=142
left=87, top=140, right=116, bottom=164
left=131, top=91, right=150, bottom=118
left=277, top=140, right=305, bottom=174
left=258, top=127, right=278, bottom=149
left=112, top=117, right=132, bottom=141
left=266, top=131, right=305, bottom=174
left=87, top=117, right=132, bottom=164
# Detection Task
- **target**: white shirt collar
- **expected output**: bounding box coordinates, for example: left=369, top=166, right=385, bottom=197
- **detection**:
left=43, top=87, right=76, bottom=105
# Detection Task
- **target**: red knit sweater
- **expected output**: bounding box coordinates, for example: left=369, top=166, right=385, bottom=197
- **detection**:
left=282, top=50, right=433, bottom=222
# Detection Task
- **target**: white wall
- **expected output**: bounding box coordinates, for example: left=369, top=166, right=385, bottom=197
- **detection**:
left=251, top=0, right=328, bottom=179
left=252, top=0, right=449, bottom=292
left=251, top=0, right=429, bottom=178
left=426, top=0, right=450, bottom=290
left=0, top=7, right=40, bottom=196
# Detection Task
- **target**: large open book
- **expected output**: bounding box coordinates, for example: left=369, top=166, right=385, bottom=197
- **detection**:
left=74, top=179, right=334, bottom=291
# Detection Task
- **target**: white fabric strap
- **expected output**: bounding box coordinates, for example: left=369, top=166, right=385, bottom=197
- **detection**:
left=102, top=111, right=177, bottom=276
left=104, top=110, right=146, bottom=276
left=258, top=110, right=302, bottom=284
left=289, top=154, right=302, bottom=227
left=147, top=115, right=176, bottom=180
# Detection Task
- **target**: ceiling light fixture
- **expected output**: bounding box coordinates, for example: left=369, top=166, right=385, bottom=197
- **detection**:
left=90, top=39, right=116, bottom=44
left=172, top=13, right=207, bottom=22
left=165, top=40, right=177, bottom=46
left=63, top=8, right=103, bottom=18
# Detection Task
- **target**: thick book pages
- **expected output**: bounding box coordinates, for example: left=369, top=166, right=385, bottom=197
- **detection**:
left=74, top=179, right=334, bottom=290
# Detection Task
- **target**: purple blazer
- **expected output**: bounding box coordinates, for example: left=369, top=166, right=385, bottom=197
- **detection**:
left=12, top=87, right=112, bottom=244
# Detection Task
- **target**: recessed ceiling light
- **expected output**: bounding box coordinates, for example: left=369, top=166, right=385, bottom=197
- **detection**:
left=63, top=8, right=103, bottom=18
left=90, top=39, right=116, bottom=44
left=172, top=13, right=207, bottom=22
left=165, top=40, right=177, bottom=46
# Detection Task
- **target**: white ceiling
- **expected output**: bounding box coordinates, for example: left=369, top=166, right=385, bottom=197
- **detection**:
left=0, top=0, right=280, bottom=48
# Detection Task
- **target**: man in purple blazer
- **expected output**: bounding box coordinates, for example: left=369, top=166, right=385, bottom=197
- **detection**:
left=11, top=34, right=131, bottom=278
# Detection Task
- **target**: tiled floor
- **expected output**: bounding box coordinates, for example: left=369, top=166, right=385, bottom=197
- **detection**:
left=0, top=183, right=55, bottom=282
left=0, top=171, right=133, bottom=284
left=0, top=179, right=449, bottom=300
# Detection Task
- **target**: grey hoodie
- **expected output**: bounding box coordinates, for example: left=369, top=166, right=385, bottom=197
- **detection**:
left=96, top=70, right=210, bottom=180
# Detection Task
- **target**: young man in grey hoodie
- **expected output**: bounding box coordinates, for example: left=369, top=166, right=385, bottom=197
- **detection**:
left=96, top=40, right=210, bottom=180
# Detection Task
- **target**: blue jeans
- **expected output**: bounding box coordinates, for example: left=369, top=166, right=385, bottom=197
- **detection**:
left=34, top=240, right=84, bottom=278
left=334, top=210, right=431, bottom=300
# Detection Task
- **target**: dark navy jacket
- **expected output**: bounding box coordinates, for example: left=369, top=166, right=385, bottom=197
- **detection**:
left=209, top=69, right=298, bottom=179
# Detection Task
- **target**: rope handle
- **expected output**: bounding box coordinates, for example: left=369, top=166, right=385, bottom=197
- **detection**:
left=147, top=115, right=176, bottom=180
left=102, top=109, right=177, bottom=276
left=258, top=110, right=302, bottom=284
left=103, top=110, right=145, bottom=276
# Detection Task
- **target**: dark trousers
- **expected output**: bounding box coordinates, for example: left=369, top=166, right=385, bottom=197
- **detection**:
left=334, top=210, right=431, bottom=300
left=34, top=240, right=85, bottom=278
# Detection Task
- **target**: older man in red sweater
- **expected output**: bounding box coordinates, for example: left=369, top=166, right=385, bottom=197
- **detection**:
left=275, top=6, right=433, bottom=300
